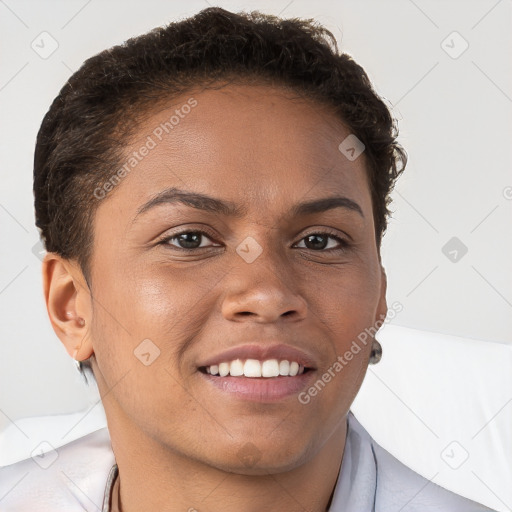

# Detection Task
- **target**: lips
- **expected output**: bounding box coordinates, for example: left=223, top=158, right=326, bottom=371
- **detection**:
left=197, top=343, right=317, bottom=402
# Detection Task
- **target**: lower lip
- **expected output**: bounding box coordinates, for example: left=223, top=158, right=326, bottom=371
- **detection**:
left=201, top=371, right=315, bottom=402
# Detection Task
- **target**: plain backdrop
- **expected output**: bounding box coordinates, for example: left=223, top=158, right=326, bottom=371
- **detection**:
left=0, top=0, right=511, bottom=507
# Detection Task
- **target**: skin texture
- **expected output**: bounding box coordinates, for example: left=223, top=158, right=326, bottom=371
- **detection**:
left=43, top=84, right=387, bottom=512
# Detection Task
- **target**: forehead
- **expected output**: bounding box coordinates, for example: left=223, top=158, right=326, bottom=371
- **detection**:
left=100, top=83, right=372, bottom=220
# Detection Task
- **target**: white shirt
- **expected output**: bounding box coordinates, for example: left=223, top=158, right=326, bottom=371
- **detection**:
left=0, top=411, right=496, bottom=511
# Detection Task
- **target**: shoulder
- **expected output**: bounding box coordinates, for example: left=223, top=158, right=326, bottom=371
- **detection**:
left=345, top=411, right=497, bottom=512
left=0, top=427, right=115, bottom=512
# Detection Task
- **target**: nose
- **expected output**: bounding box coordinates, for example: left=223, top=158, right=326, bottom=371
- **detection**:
left=220, top=247, right=308, bottom=323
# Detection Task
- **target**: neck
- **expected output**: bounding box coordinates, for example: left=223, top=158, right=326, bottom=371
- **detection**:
left=107, top=412, right=348, bottom=512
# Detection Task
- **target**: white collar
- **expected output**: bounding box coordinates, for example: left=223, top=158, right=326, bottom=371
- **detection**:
left=101, top=411, right=494, bottom=511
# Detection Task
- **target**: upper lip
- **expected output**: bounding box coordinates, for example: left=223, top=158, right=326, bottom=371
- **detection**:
left=198, top=343, right=317, bottom=370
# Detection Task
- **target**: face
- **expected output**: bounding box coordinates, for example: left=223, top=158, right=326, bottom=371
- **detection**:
left=75, top=84, right=386, bottom=473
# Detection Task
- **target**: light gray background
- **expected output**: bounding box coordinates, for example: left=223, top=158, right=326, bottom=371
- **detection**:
left=0, top=0, right=510, bottom=505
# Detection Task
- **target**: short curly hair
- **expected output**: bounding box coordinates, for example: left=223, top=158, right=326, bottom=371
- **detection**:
left=34, top=6, right=406, bottom=289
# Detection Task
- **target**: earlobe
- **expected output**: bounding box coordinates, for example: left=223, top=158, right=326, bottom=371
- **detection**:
left=42, top=253, right=94, bottom=361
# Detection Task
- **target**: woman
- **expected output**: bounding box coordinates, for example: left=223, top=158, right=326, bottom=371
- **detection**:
left=2, top=6, right=496, bottom=511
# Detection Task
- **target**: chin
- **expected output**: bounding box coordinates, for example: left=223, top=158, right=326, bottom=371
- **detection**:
left=216, top=452, right=309, bottom=476
left=207, top=436, right=316, bottom=476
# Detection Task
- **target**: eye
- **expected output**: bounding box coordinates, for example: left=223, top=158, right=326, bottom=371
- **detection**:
left=158, top=229, right=349, bottom=253
left=294, top=232, right=349, bottom=252
left=159, top=230, right=221, bottom=251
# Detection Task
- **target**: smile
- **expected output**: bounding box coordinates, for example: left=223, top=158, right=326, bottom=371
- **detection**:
left=202, top=358, right=308, bottom=377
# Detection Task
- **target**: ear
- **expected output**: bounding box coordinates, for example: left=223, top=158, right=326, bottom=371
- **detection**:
left=375, top=263, right=388, bottom=324
left=42, top=253, right=94, bottom=361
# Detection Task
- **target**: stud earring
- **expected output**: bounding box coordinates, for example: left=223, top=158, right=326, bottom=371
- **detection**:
left=369, top=339, right=382, bottom=364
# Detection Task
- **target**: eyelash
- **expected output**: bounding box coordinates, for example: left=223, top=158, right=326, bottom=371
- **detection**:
left=157, top=228, right=350, bottom=253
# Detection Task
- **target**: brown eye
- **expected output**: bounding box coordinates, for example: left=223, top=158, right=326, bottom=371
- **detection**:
left=161, top=230, right=221, bottom=250
left=295, top=232, right=348, bottom=252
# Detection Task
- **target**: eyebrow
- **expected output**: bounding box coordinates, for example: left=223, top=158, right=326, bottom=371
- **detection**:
left=133, top=187, right=364, bottom=222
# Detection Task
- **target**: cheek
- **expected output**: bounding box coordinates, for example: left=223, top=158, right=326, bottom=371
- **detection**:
left=297, top=288, right=374, bottom=426
left=127, top=265, right=217, bottom=343
left=91, top=261, right=220, bottom=379
left=89, top=272, right=196, bottom=436
left=300, top=262, right=380, bottom=392
left=303, top=256, right=382, bottom=327
left=95, top=257, right=188, bottom=330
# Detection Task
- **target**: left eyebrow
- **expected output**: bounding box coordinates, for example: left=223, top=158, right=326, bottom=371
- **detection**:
left=291, top=196, right=364, bottom=218
left=132, top=187, right=364, bottom=224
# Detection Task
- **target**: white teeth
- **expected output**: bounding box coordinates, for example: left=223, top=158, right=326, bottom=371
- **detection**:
left=205, top=359, right=306, bottom=377
left=219, top=362, right=230, bottom=377
left=261, top=359, right=279, bottom=377
left=279, top=360, right=290, bottom=375
left=243, top=359, right=261, bottom=377
left=229, top=359, right=244, bottom=376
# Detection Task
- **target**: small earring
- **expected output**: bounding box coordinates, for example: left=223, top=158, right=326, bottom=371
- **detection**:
left=73, top=348, right=89, bottom=384
left=369, top=339, right=382, bottom=364
left=72, top=346, right=82, bottom=370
